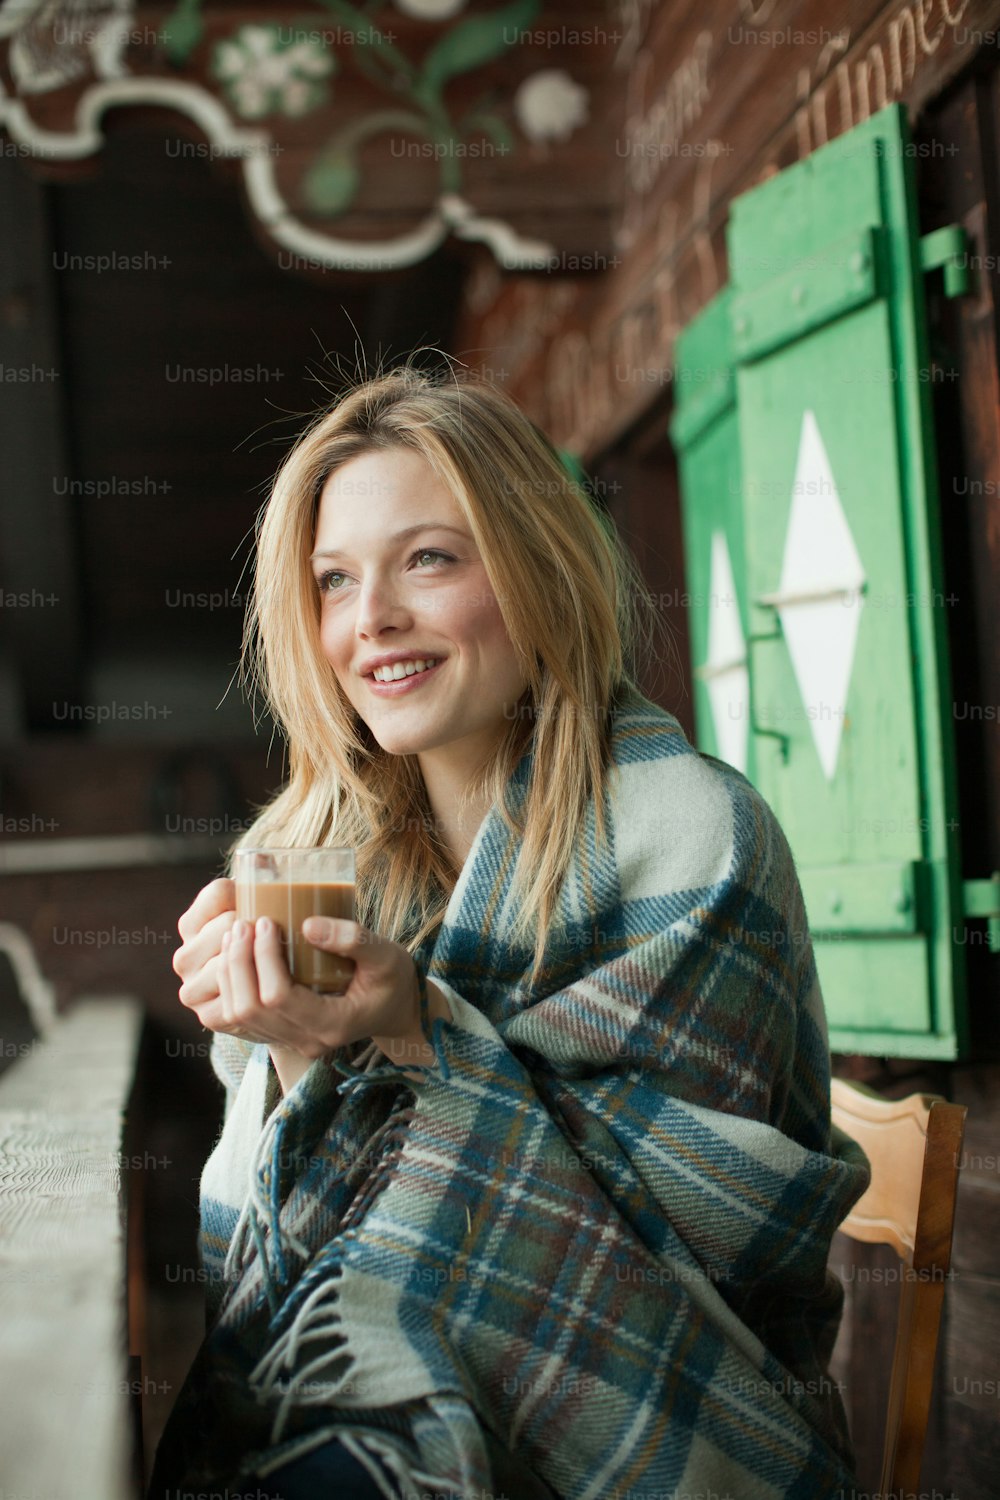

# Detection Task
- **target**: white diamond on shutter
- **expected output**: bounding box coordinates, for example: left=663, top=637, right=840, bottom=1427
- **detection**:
left=775, top=409, right=866, bottom=781
left=704, top=528, right=749, bottom=775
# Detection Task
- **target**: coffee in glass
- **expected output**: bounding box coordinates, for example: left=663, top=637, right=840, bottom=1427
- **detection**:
left=233, top=847, right=356, bottom=993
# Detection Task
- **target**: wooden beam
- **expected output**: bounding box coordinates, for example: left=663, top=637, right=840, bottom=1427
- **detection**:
left=0, top=998, right=143, bottom=1500
left=0, top=158, right=83, bottom=727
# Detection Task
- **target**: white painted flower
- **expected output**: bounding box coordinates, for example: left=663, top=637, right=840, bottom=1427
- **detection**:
left=514, top=69, right=589, bottom=143
left=212, top=24, right=334, bottom=120
left=0, top=0, right=134, bottom=95
left=393, top=0, right=467, bottom=19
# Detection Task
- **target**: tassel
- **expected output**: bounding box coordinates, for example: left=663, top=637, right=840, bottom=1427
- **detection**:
left=248, top=1258, right=355, bottom=1443
left=337, top=1426, right=464, bottom=1500
left=249, top=1203, right=280, bottom=1319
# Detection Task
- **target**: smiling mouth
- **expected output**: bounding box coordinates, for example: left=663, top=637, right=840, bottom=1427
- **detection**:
left=368, top=657, right=442, bottom=684
left=365, top=659, right=445, bottom=693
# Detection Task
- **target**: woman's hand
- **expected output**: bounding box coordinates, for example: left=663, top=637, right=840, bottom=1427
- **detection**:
left=172, top=876, right=238, bottom=1025
left=173, top=876, right=450, bottom=1088
left=172, top=875, right=310, bottom=1088
left=216, top=914, right=422, bottom=1060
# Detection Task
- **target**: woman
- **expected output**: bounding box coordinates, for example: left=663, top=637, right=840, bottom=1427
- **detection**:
left=150, top=364, right=870, bottom=1500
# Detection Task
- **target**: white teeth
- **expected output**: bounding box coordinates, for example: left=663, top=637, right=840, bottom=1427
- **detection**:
left=372, top=657, right=438, bottom=683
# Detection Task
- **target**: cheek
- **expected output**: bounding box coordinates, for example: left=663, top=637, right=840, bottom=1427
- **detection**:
left=478, top=599, right=522, bottom=679
left=318, top=609, right=349, bottom=671
left=457, top=577, right=503, bottom=641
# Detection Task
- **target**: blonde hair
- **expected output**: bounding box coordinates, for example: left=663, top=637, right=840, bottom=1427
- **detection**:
left=228, top=363, right=668, bottom=987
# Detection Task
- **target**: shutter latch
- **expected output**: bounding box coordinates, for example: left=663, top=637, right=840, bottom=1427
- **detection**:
left=920, top=225, right=970, bottom=298
left=962, top=875, right=1000, bottom=954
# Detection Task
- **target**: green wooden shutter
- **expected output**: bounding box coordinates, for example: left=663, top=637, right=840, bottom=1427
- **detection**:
left=668, top=288, right=756, bottom=783
left=672, top=102, right=972, bottom=1059
left=728, top=103, right=967, bottom=1057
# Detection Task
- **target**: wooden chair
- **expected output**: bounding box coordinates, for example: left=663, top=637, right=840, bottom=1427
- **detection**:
left=830, top=1077, right=968, bottom=1498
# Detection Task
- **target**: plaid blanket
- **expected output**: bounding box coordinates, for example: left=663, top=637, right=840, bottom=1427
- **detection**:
left=149, top=685, right=870, bottom=1500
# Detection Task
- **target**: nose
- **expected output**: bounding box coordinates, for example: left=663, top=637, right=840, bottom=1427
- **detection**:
left=353, top=568, right=412, bottom=639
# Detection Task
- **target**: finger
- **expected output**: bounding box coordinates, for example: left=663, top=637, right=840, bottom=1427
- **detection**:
left=177, top=949, right=230, bottom=1012
left=177, top=877, right=236, bottom=943
left=212, top=934, right=282, bottom=1046
left=217, top=926, right=235, bottom=1025
left=226, top=921, right=260, bottom=1028
left=301, top=916, right=375, bottom=957
left=185, top=995, right=229, bottom=1033
left=254, top=921, right=345, bottom=1051
left=176, top=918, right=238, bottom=1015
left=174, top=908, right=237, bottom=986
left=252, top=918, right=294, bottom=1010
left=226, top=920, right=302, bottom=1045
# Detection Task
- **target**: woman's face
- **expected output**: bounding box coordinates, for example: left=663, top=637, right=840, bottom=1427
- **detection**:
left=311, top=446, right=529, bottom=765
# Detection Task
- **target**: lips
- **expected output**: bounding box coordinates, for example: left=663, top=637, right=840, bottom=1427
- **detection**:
left=365, top=658, right=445, bottom=696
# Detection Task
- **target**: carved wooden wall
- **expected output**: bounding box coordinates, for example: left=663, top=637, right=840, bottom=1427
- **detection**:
left=453, top=0, right=1000, bottom=454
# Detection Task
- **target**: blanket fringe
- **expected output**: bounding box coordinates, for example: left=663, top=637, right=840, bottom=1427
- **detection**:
left=249, top=1257, right=355, bottom=1443
left=223, top=1098, right=281, bottom=1284
left=223, top=1087, right=314, bottom=1303
left=224, top=1051, right=425, bottom=1323
left=336, top=1427, right=462, bottom=1500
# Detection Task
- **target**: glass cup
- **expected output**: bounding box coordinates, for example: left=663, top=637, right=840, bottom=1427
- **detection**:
left=233, top=847, right=356, bottom=994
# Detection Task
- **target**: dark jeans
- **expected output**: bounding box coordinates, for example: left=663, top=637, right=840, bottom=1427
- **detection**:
left=242, top=1434, right=403, bottom=1499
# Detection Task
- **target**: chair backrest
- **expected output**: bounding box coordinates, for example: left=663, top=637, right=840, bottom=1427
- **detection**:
left=830, top=1077, right=968, bottom=1497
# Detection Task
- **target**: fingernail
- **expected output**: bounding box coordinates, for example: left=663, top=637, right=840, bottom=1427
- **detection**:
left=303, top=916, right=332, bottom=941
left=232, top=919, right=246, bottom=941
left=257, top=917, right=271, bottom=937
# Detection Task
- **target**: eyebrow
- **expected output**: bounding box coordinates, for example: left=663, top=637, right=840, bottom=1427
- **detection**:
left=310, top=522, right=470, bottom=562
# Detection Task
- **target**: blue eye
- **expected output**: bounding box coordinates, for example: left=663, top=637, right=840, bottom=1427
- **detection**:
left=315, top=549, right=452, bottom=595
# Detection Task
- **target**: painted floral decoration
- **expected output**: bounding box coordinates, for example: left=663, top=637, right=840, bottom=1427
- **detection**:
left=0, top=0, right=134, bottom=94
left=211, top=23, right=336, bottom=120
left=157, top=0, right=580, bottom=223
left=514, top=68, right=589, bottom=143
left=393, top=0, right=469, bottom=18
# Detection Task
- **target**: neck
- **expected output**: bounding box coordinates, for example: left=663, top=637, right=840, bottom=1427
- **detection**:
left=416, top=736, right=500, bottom=870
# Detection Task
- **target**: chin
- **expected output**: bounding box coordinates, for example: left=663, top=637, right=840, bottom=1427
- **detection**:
left=370, top=725, right=435, bottom=757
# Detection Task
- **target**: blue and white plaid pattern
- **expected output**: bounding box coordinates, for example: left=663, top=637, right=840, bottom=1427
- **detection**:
left=150, top=685, right=870, bottom=1500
